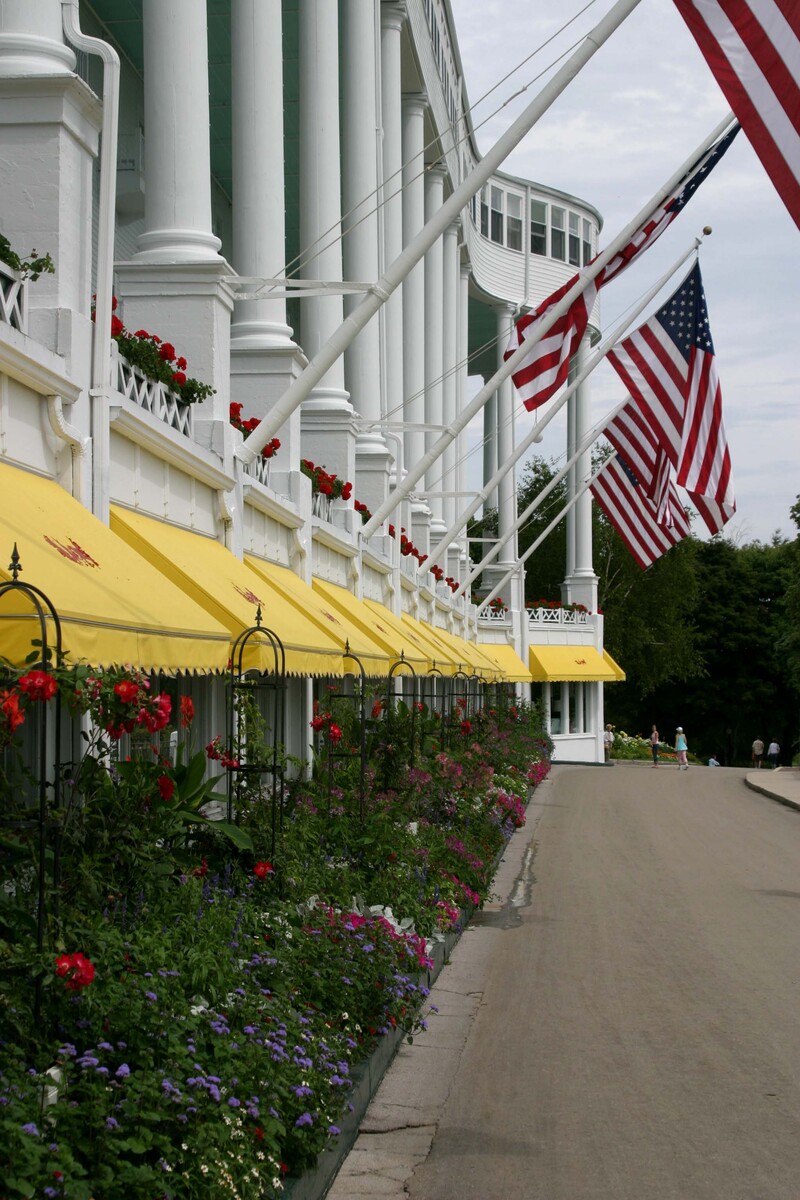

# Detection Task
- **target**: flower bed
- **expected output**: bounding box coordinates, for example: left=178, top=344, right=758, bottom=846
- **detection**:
left=0, top=664, right=551, bottom=1198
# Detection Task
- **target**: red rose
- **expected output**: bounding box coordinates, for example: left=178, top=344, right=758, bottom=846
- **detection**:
left=18, top=670, right=57, bottom=701
left=114, top=679, right=140, bottom=705
left=253, top=860, right=274, bottom=878
left=55, top=951, right=95, bottom=992
left=328, top=723, right=343, bottom=744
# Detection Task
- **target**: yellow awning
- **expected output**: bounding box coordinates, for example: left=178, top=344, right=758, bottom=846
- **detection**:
left=244, top=557, right=393, bottom=677
left=110, top=507, right=345, bottom=677
left=603, top=649, right=626, bottom=681
left=0, top=464, right=231, bottom=672
left=310, top=578, right=405, bottom=669
left=425, top=623, right=503, bottom=680
left=360, top=600, right=434, bottom=672
left=528, top=644, right=619, bottom=682
left=478, top=642, right=533, bottom=683
left=401, top=613, right=463, bottom=676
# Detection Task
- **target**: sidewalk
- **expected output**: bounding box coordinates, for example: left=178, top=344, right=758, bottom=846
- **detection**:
left=744, top=766, right=800, bottom=811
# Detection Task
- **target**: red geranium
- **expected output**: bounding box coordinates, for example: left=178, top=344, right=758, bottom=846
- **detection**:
left=159, top=342, right=176, bottom=363
left=171, top=371, right=187, bottom=387
left=157, top=774, right=175, bottom=801
left=0, top=690, right=25, bottom=736
left=180, top=696, right=195, bottom=728
left=328, top=723, right=343, bottom=744
left=253, top=860, right=274, bottom=878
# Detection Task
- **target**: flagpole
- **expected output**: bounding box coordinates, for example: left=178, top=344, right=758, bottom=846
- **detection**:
left=427, top=235, right=704, bottom=584
left=358, top=109, right=734, bottom=539
left=236, top=0, right=646, bottom=465
left=476, top=461, right=612, bottom=616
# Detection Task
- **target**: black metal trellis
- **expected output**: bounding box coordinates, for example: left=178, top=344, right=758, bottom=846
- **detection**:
left=379, top=653, right=419, bottom=789
left=316, top=641, right=369, bottom=821
left=0, top=544, right=63, bottom=1019
left=226, top=606, right=286, bottom=861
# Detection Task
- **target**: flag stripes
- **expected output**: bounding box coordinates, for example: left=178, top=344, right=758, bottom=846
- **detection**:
left=606, top=262, right=735, bottom=536
left=674, top=0, right=800, bottom=227
left=591, top=456, right=691, bottom=570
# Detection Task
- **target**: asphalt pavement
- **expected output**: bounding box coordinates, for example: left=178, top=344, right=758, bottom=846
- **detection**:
left=327, top=762, right=800, bottom=1200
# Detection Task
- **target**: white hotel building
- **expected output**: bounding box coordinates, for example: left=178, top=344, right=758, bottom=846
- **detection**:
left=0, top=0, right=623, bottom=765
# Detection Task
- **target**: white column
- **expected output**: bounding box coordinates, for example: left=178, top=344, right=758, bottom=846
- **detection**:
left=0, top=1, right=74, bottom=75
left=401, top=93, right=427, bottom=474
left=441, top=221, right=460, bottom=531
left=136, top=0, right=221, bottom=263
left=380, top=3, right=406, bottom=456
left=342, top=0, right=391, bottom=514
left=230, top=0, right=293, bottom=348
left=455, top=260, right=471, bottom=580
left=563, top=332, right=599, bottom=611
left=298, top=0, right=354, bottom=478
left=424, top=164, right=446, bottom=512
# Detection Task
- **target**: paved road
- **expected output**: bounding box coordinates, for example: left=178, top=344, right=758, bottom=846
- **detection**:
left=330, top=763, right=800, bottom=1200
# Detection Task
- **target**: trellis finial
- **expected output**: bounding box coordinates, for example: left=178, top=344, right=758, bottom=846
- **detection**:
left=8, top=543, right=21, bottom=580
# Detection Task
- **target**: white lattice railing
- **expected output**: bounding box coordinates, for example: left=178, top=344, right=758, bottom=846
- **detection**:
left=0, top=261, right=27, bottom=333
left=114, top=349, right=193, bottom=438
left=311, top=491, right=332, bottom=522
left=244, top=455, right=272, bottom=489
left=482, top=607, right=509, bottom=622
left=527, top=607, right=591, bottom=627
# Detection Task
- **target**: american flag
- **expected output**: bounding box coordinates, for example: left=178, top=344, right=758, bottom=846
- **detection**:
left=504, top=124, right=740, bottom=411
left=606, top=262, right=735, bottom=535
left=591, top=453, right=692, bottom=570
left=603, top=401, right=680, bottom=528
left=674, top=0, right=800, bottom=229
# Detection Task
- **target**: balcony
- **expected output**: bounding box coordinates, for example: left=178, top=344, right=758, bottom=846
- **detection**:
left=527, top=606, right=594, bottom=630
left=113, top=344, right=192, bottom=438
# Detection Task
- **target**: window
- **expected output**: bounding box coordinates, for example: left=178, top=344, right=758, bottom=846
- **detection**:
left=480, top=185, right=489, bottom=238
left=551, top=206, right=565, bottom=260
left=582, top=218, right=593, bottom=265
left=490, top=186, right=504, bottom=244
left=506, top=193, right=522, bottom=251
left=568, top=212, right=580, bottom=266
left=530, top=199, right=547, bottom=255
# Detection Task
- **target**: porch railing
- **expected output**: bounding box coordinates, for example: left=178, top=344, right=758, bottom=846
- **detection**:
left=0, top=262, right=27, bottom=333
left=113, top=346, right=193, bottom=438
left=527, top=607, right=592, bottom=627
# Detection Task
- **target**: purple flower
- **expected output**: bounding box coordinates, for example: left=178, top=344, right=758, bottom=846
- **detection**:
left=22, top=1122, right=39, bottom=1136
left=145, top=991, right=157, bottom=1003
left=227, top=1097, right=241, bottom=1108
left=295, top=1112, right=314, bottom=1128
left=105, top=1116, right=118, bottom=1129
left=116, top=1063, right=130, bottom=1078
left=328, top=1125, right=341, bottom=1136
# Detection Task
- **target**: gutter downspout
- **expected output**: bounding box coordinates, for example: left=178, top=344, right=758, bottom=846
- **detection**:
left=61, top=0, right=120, bottom=522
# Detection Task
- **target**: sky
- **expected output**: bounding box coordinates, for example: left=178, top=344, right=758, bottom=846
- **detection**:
left=455, top=0, right=799, bottom=544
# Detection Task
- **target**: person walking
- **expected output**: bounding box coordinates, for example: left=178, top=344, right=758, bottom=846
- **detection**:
left=650, top=724, right=660, bottom=767
left=752, top=737, right=764, bottom=769
left=675, top=727, right=689, bottom=770
left=603, top=724, right=615, bottom=763
left=768, top=740, right=780, bottom=769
